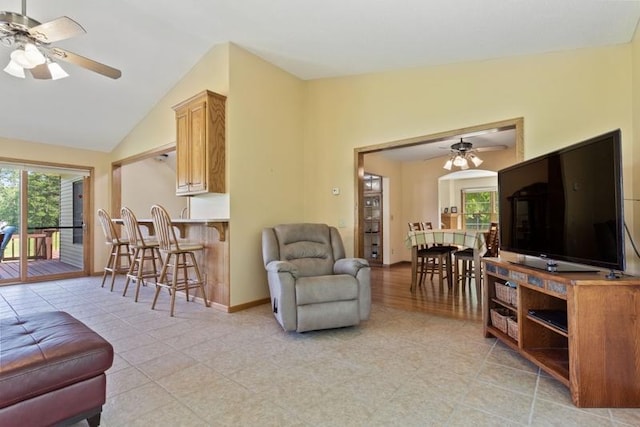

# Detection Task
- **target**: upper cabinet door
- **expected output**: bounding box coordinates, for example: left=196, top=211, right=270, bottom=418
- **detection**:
left=173, top=90, right=226, bottom=196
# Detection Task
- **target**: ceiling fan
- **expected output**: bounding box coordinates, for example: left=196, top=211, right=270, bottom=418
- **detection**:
left=443, top=138, right=507, bottom=170
left=0, top=0, right=121, bottom=80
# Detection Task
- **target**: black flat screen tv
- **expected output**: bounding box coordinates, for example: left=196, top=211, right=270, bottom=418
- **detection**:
left=498, top=129, right=625, bottom=273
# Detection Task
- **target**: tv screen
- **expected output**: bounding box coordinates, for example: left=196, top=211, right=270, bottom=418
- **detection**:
left=498, top=129, right=625, bottom=272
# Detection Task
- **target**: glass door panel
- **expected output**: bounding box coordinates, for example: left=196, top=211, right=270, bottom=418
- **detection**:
left=26, top=171, right=84, bottom=279
left=0, top=168, right=21, bottom=282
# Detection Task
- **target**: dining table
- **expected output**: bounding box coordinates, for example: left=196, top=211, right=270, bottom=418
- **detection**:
left=405, top=228, right=487, bottom=298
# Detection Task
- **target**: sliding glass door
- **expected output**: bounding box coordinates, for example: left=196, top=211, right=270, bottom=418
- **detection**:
left=0, top=163, right=90, bottom=284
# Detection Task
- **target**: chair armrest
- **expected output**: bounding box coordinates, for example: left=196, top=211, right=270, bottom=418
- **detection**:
left=334, top=258, right=369, bottom=277
left=265, top=260, right=298, bottom=278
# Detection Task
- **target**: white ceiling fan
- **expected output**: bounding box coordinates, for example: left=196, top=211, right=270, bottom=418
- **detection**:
left=443, top=138, right=507, bottom=170
left=0, top=0, right=121, bottom=80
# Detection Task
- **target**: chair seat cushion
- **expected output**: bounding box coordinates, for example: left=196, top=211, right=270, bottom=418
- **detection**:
left=0, top=311, right=113, bottom=409
left=454, top=247, right=474, bottom=256
left=419, top=246, right=452, bottom=256
left=296, top=275, right=359, bottom=305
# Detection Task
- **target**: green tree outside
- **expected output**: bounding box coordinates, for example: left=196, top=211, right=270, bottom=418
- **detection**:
left=0, top=169, right=61, bottom=228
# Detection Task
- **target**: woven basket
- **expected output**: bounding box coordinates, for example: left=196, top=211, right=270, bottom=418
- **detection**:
left=490, top=308, right=509, bottom=333
left=494, top=283, right=511, bottom=304
left=509, top=286, right=518, bottom=307
left=507, top=316, right=519, bottom=341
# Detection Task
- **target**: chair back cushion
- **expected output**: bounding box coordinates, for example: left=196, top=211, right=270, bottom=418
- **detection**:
left=263, top=223, right=345, bottom=277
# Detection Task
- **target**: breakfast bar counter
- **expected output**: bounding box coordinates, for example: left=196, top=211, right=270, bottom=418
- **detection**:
left=113, top=217, right=231, bottom=310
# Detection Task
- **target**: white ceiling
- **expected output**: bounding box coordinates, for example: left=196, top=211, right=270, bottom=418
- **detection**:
left=0, top=0, right=639, bottom=152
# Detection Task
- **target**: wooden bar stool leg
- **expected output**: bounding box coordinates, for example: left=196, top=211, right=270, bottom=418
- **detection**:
left=170, top=256, right=179, bottom=317
left=152, top=255, right=170, bottom=311
left=182, top=253, right=190, bottom=302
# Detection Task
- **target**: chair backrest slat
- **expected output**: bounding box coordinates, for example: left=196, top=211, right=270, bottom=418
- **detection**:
left=151, top=205, right=178, bottom=251
left=408, top=222, right=429, bottom=251
left=485, top=222, right=500, bottom=257
left=97, top=209, right=120, bottom=244
left=120, top=207, right=145, bottom=247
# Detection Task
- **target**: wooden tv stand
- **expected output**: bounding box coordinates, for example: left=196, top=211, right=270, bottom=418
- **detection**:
left=482, top=258, right=640, bottom=408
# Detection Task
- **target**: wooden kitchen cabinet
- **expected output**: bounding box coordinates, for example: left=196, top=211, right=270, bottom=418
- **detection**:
left=173, top=90, right=226, bottom=196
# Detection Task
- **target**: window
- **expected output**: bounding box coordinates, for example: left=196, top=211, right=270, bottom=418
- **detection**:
left=462, top=189, right=498, bottom=230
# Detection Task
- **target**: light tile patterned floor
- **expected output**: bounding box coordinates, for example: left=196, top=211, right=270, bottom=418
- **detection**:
left=1, top=276, right=639, bottom=426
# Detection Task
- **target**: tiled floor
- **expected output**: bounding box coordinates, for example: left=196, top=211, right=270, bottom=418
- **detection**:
left=1, top=277, right=639, bottom=426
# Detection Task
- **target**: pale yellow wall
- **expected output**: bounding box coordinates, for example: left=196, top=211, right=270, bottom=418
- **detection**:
left=110, top=43, right=305, bottom=307
left=226, top=44, right=305, bottom=305
left=120, top=158, right=186, bottom=218
left=111, top=44, right=230, bottom=161
left=0, top=137, right=111, bottom=274
left=304, top=46, right=635, bottom=274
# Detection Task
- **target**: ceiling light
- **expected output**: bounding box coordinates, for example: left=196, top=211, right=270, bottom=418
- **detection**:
left=47, top=61, right=69, bottom=80
left=10, top=43, right=45, bottom=69
left=469, top=153, right=483, bottom=167
left=3, top=59, right=25, bottom=78
left=453, top=155, right=466, bottom=167
left=443, top=138, right=484, bottom=170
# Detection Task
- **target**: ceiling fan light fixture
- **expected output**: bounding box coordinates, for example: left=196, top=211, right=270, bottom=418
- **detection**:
left=452, top=155, right=466, bottom=167
left=469, top=153, right=483, bottom=167
left=10, top=43, right=45, bottom=69
left=47, top=61, right=68, bottom=80
left=3, top=59, right=25, bottom=78
left=443, top=158, right=453, bottom=170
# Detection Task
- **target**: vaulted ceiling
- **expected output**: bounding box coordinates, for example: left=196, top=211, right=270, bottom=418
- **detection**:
left=1, top=0, right=638, bottom=152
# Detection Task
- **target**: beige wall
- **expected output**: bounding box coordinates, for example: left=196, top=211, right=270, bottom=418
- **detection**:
left=226, top=44, right=305, bottom=305
left=111, top=44, right=230, bottom=162
left=111, top=43, right=305, bottom=307
left=120, top=157, right=186, bottom=218
left=304, top=45, right=636, bottom=274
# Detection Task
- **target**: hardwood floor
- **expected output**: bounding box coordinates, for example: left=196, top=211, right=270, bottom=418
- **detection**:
left=371, top=262, right=482, bottom=322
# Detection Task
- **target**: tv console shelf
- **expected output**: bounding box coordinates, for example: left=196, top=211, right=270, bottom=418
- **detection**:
left=483, top=258, right=640, bottom=408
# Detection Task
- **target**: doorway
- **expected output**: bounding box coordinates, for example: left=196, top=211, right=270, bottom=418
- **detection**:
left=355, top=117, right=524, bottom=261
left=0, top=163, right=91, bottom=284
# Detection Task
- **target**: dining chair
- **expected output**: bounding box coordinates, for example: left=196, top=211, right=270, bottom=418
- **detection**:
left=454, top=222, right=498, bottom=290
left=408, top=222, right=453, bottom=287
left=120, top=206, right=163, bottom=302
left=150, top=204, right=210, bottom=316
left=97, top=208, right=131, bottom=292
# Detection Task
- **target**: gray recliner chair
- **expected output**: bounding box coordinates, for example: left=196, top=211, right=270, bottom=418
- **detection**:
left=262, top=223, right=371, bottom=332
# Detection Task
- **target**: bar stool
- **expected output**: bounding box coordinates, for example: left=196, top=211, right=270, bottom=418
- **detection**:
left=120, top=206, right=163, bottom=302
left=97, top=209, right=131, bottom=292
left=150, top=204, right=210, bottom=316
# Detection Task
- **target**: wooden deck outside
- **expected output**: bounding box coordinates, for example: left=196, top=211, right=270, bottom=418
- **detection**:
left=0, top=259, right=81, bottom=281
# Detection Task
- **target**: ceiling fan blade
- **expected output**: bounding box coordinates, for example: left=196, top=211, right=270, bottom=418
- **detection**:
left=49, top=47, right=121, bottom=79
left=28, top=16, right=86, bottom=43
left=475, top=145, right=508, bottom=152
left=30, top=63, right=52, bottom=79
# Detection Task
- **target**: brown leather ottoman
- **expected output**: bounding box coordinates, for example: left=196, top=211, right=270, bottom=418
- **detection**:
left=0, top=311, right=114, bottom=427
